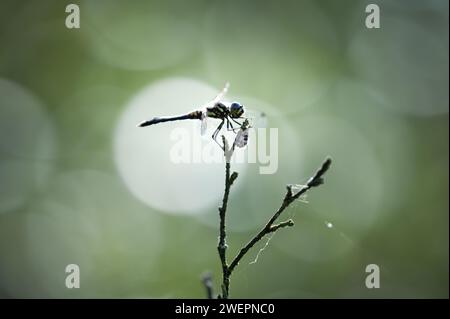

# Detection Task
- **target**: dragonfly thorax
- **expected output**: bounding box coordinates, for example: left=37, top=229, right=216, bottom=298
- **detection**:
left=205, top=101, right=245, bottom=119
left=206, top=103, right=229, bottom=119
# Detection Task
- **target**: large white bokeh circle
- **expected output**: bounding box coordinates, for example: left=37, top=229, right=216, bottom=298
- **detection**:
left=114, top=78, right=247, bottom=215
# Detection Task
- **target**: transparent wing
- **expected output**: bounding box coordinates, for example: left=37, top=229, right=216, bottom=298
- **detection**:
left=200, top=112, right=208, bottom=136
left=212, top=82, right=230, bottom=104
left=234, top=129, right=249, bottom=148
left=201, top=82, right=230, bottom=109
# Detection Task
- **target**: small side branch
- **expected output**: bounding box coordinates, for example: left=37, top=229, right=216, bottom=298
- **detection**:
left=269, top=219, right=295, bottom=233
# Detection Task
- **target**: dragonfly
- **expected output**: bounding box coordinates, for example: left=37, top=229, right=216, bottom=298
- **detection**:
left=138, top=83, right=265, bottom=148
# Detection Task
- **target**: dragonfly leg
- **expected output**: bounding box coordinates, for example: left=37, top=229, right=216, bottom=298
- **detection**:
left=230, top=117, right=244, bottom=127
left=212, top=119, right=225, bottom=149
left=226, top=118, right=240, bottom=133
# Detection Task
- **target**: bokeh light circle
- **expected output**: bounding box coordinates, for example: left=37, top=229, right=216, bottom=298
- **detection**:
left=56, top=85, right=127, bottom=168
left=272, top=115, right=384, bottom=262
left=0, top=78, right=56, bottom=214
left=204, top=0, right=339, bottom=112
left=0, top=170, right=163, bottom=298
left=82, top=0, right=203, bottom=70
left=114, top=78, right=248, bottom=215
left=348, top=9, right=448, bottom=116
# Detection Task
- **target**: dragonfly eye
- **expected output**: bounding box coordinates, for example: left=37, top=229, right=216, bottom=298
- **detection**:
left=230, top=102, right=244, bottom=118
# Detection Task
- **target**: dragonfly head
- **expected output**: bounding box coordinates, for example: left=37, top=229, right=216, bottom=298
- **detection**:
left=229, top=102, right=244, bottom=118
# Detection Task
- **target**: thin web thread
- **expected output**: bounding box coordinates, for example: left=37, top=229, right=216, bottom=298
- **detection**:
left=249, top=231, right=276, bottom=265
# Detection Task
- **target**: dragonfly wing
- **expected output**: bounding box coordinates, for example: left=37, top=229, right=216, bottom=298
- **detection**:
left=234, top=129, right=249, bottom=148
left=212, top=82, right=230, bottom=104
left=200, top=82, right=230, bottom=110
left=200, top=112, right=208, bottom=135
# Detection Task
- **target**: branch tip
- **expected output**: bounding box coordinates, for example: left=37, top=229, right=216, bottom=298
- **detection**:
left=307, top=157, right=332, bottom=188
left=269, top=219, right=294, bottom=232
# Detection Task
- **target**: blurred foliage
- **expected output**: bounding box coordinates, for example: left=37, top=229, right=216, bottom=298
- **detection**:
left=0, top=0, right=448, bottom=298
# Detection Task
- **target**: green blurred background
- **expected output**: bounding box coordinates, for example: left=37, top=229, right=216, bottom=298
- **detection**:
left=0, top=0, right=448, bottom=298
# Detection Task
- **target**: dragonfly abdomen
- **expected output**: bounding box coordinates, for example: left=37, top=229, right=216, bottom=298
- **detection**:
left=138, top=111, right=202, bottom=127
